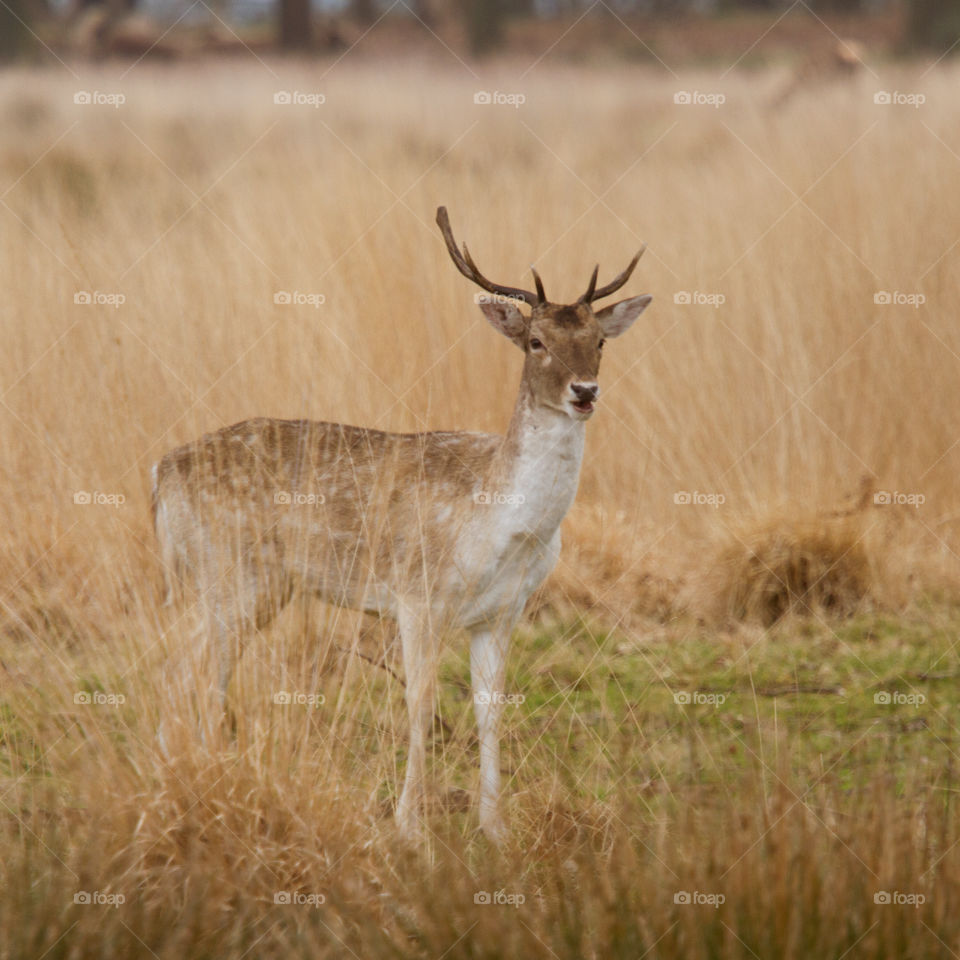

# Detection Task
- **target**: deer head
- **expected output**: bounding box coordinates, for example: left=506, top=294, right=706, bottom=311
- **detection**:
left=437, top=207, right=652, bottom=420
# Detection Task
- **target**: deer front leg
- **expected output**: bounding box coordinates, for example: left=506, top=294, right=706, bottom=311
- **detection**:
left=396, top=604, right=437, bottom=840
left=470, top=625, right=511, bottom=844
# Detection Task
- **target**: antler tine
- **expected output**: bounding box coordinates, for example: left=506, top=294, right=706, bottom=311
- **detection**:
left=585, top=244, right=647, bottom=303
left=436, top=206, right=539, bottom=305
left=531, top=267, right=546, bottom=303
left=579, top=264, right=599, bottom=303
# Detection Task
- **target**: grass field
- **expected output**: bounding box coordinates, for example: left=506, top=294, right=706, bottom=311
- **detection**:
left=2, top=50, right=960, bottom=957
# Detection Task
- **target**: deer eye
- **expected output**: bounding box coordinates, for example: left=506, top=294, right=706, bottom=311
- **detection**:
left=598, top=338, right=606, bottom=350
left=529, top=337, right=544, bottom=351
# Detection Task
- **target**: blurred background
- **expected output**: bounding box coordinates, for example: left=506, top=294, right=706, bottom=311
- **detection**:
left=0, top=0, right=954, bottom=62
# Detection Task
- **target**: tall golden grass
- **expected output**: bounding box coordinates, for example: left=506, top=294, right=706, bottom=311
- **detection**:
left=2, top=55, right=960, bottom=957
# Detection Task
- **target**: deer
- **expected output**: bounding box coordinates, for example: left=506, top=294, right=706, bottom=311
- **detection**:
left=151, top=207, right=651, bottom=843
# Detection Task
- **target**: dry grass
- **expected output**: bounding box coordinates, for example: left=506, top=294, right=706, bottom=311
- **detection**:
left=2, top=52, right=960, bottom=956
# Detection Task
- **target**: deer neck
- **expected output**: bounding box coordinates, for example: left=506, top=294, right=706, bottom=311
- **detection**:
left=489, top=381, right=586, bottom=539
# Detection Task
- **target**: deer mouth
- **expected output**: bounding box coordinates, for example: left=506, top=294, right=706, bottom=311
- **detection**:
left=571, top=398, right=596, bottom=416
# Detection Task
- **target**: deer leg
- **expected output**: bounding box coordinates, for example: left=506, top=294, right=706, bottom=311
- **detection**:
left=214, top=618, right=246, bottom=736
left=154, top=602, right=243, bottom=752
left=185, top=606, right=246, bottom=745
left=470, top=624, right=511, bottom=844
left=395, top=604, right=437, bottom=840
left=200, top=558, right=291, bottom=741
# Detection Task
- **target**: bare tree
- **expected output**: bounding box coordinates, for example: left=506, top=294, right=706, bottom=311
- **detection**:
left=351, top=0, right=377, bottom=25
left=0, top=0, right=44, bottom=60
left=907, top=0, right=960, bottom=53
left=279, top=0, right=312, bottom=50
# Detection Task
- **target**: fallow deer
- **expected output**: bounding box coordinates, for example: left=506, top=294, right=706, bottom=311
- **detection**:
left=152, top=207, right=651, bottom=842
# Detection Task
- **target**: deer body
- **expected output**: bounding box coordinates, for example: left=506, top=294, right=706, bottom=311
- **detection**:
left=154, top=411, right=578, bottom=625
left=153, top=208, right=650, bottom=841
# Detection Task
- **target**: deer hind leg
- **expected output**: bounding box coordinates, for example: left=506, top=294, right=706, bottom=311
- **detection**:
left=194, top=541, right=293, bottom=741
left=395, top=602, right=439, bottom=841
left=156, top=604, right=245, bottom=753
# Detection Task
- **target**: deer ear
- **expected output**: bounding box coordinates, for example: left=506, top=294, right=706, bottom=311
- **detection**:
left=595, top=295, right=652, bottom=339
left=477, top=299, right=527, bottom=348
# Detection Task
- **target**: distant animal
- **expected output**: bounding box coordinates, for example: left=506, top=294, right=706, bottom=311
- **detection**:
left=770, top=38, right=866, bottom=110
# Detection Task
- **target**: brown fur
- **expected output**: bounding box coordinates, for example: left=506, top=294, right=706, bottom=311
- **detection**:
left=154, top=417, right=500, bottom=619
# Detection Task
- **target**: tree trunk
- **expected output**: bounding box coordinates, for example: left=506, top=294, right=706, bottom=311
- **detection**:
left=279, top=0, right=312, bottom=50
left=0, top=0, right=38, bottom=60
left=907, top=0, right=960, bottom=52
left=351, top=0, right=377, bottom=24
left=463, top=0, right=504, bottom=55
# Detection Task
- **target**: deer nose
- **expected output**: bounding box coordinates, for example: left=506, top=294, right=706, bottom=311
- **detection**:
left=571, top=382, right=599, bottom=402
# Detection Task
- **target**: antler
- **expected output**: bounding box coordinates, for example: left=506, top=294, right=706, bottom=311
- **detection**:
left=436, top=206, right=540, bottom=306
left=579, top=244, right=647, bottom=303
